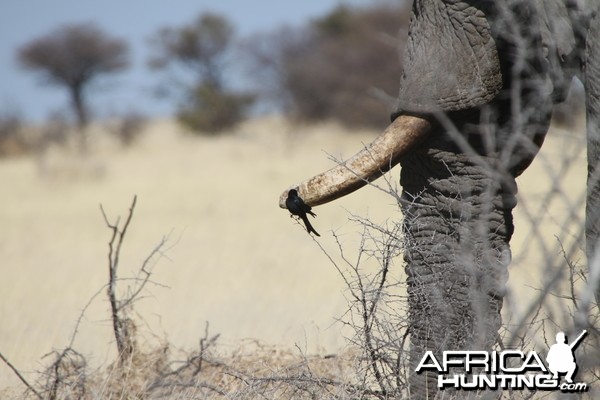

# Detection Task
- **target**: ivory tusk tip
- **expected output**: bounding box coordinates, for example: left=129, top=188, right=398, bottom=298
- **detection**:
left=278, top=115, right=431, bottom=209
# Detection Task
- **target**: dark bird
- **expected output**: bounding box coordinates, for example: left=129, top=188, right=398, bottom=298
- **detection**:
left=286, top=189, right=320, bottom=236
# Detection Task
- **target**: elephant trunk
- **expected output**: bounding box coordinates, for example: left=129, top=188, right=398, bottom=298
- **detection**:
left=400, top=137, right=516, bottom=395
left=278, top=114, right=432, bottom=208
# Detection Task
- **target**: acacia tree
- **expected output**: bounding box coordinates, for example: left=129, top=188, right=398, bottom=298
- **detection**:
left=244, top=3, right=410, bottom=128
left=19, top=24, right=129, bottom=150
left=150, top=12, right=253, bottom=134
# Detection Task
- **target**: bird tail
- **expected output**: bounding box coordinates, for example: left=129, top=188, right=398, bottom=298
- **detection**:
left=302, top=215, right=320, bottom=237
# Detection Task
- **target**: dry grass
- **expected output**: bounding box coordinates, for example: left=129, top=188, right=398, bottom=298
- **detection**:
left=0, top=115, right=591, bottom=397
left=0, top=116, right=393, bottom=392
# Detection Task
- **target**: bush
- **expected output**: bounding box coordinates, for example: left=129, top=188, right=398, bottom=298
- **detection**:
left=150, top=13, right=254, bottom=134
left=106, top=111, right=148, bottom=147
left=0, top=110, right=27, bottom=157
left=177, top=82, right=254, bottom=134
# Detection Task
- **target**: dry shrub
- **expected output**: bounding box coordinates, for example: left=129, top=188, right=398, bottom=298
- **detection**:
left=146, top=341, right=360, bottom=399
left=0, top=197, right=360, bottom=400
left=0, top=110, right=28, bottom=157
left=12, top=325, right=362, bottom=399
left=105, top=111, right=148, bottom=147
left=98, top=342, right=170, bottom=399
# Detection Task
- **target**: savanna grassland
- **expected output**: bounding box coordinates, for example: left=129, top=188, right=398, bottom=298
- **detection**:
left=0, top=115, right=587, bottom=396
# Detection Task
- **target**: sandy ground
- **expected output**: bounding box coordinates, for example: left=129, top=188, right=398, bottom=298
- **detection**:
left=0, top=116, right=587, bottom=390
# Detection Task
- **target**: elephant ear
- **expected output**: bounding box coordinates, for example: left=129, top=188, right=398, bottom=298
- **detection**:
left=395, top=0, right=503, bottom=115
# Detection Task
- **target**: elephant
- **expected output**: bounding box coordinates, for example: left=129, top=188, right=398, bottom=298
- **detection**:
left=279, top=0, right=599, bottom=397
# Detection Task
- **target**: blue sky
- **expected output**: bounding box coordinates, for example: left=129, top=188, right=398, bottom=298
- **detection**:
left=0, top=0, right=373, bottom=121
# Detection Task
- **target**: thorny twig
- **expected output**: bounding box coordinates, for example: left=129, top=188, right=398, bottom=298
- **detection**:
left=0, top=352, right=43, bottom=400
left=100, top=195, right=138, bottom=363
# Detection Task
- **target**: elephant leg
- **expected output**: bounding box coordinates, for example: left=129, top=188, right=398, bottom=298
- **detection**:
left=400, top=140, right=516, bottom=396
left=585, top=11, right=600, bottom=307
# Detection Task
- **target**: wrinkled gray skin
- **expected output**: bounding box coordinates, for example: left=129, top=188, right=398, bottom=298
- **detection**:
left=395, top=0, right=599, bottom=396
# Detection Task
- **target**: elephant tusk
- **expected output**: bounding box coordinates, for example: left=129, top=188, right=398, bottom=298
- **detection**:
left=279, top=114, right=432, bottom=208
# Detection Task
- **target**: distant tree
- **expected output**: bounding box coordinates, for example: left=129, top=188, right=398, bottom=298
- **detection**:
left=150, top=12, right=233, bottom=89
left=19, top=24, right=128, bottom=150
left=150, top=12, right=253, bottom=134
left=244, top=3, right=411, bottom=128
left=177, top=81, right=253, bottom=133
left=241, top=26, right=311, bottom=114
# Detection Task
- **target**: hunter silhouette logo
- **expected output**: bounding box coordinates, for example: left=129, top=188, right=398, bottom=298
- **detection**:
left=546, top=330, right=587, bottom=384
left=415, top=330, right=588, bottom=392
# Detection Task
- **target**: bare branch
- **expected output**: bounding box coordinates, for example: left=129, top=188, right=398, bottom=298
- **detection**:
left=0, top=352, right=43, bottom=400
left=100, top=195, right=138, bottom=363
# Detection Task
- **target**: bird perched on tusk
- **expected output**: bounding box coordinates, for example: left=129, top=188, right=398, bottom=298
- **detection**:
left=285, top=189, right=320, bottom=237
